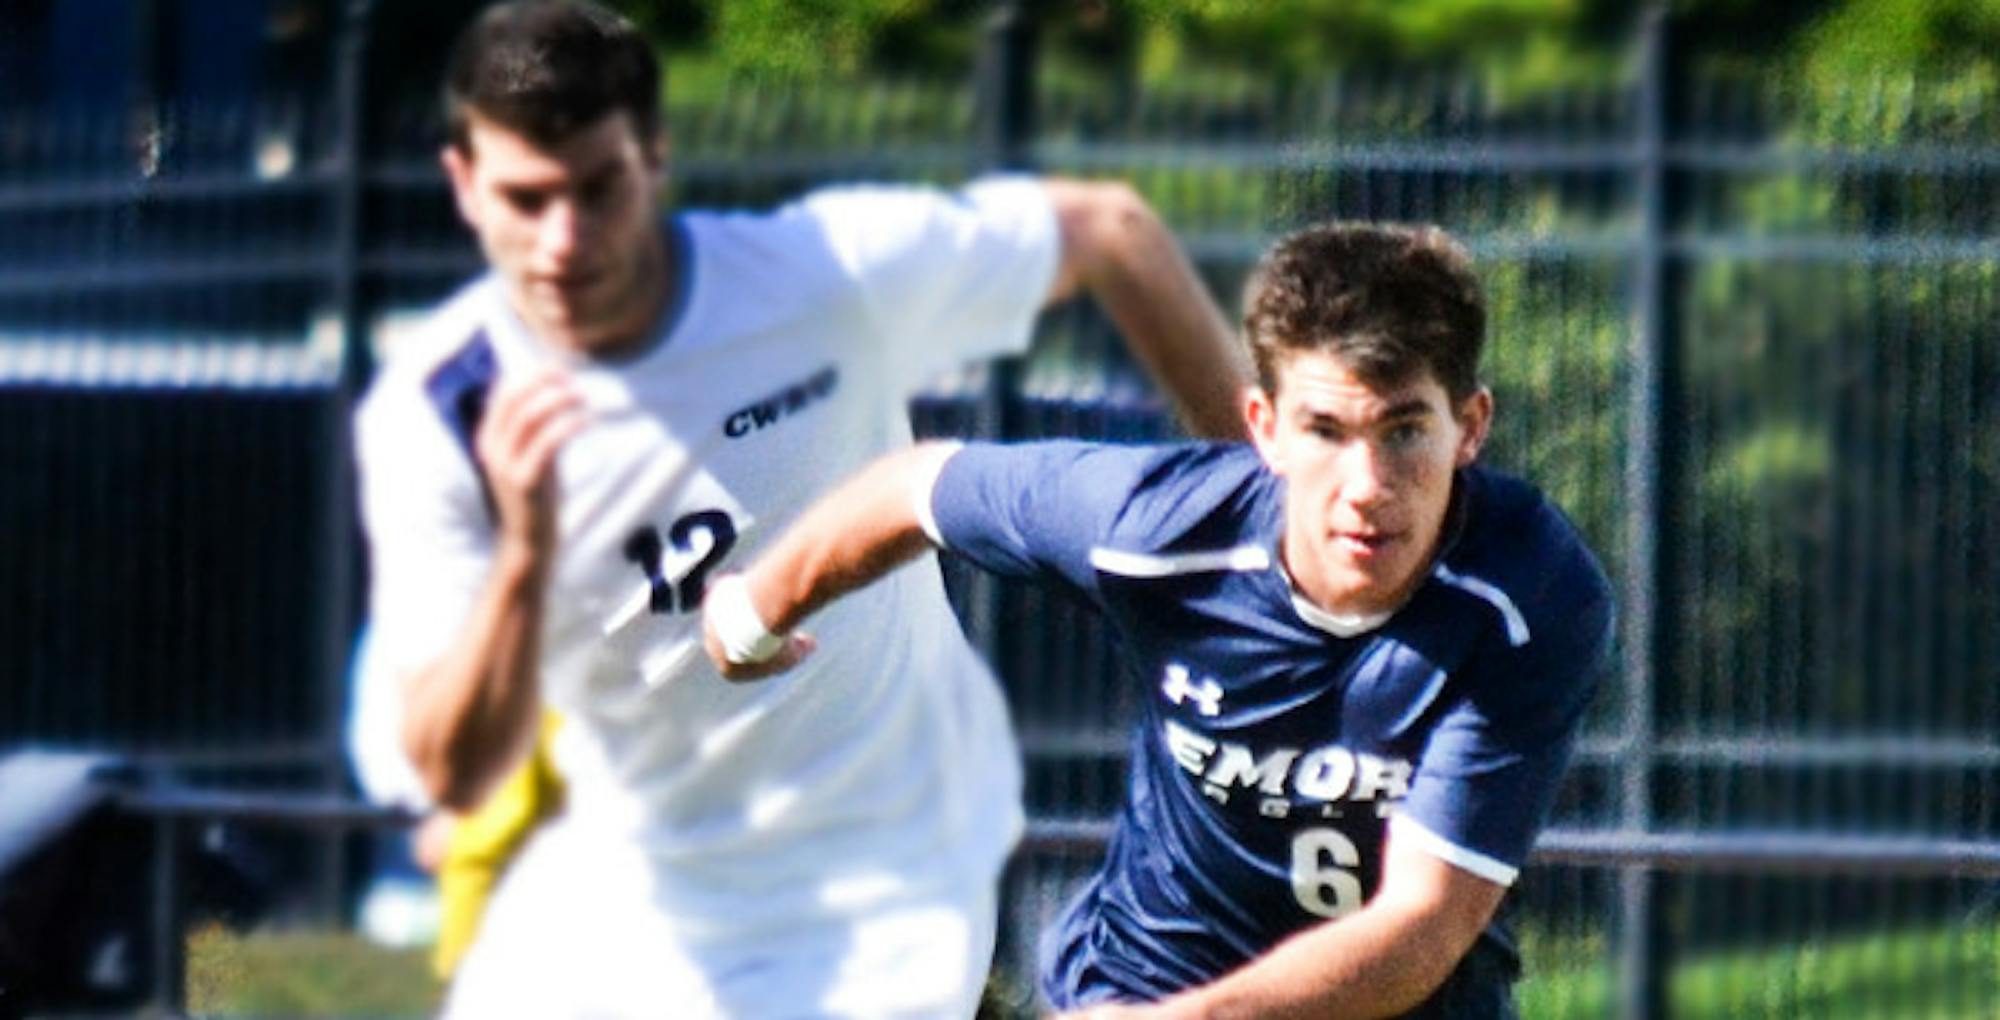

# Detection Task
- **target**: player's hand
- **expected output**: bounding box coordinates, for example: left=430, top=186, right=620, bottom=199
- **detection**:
left=476, top=366, right=587, bottom=558
left=701, top=615, right=816, bottom=681
left=701, top=572, right=816, bottom=681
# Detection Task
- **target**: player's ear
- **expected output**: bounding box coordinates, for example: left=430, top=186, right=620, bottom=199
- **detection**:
left=646, top=128, right=672, bottom=173
left=1245, top=384, right=1286, bottom=476
left=440, top=142, right=481, bottom=230
left=1453, top=385, right=1493, bottom=467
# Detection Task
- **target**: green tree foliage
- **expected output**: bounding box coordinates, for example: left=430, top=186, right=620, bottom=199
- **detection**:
left=1117, top=0, right=1624, bottom=92
left=607, top=0, right=2000, bottom=90
left=1780, top=0, right=2000, bottom=83
left=608, top=0, right=980, bottom=84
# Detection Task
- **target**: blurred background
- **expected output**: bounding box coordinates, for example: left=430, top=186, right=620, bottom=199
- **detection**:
left=3, top=0, right=2000, bottom=1017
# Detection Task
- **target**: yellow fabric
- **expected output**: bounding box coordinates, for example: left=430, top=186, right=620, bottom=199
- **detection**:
left=432, top=711, right=566, bottom=979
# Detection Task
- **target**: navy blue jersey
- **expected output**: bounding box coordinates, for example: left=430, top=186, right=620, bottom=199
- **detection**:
left=928, top=441, right=1613, bottom=1009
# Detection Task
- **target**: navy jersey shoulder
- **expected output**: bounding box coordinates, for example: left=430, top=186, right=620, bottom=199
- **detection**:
left=1446, top=466, right=1612, bottom=628
left=1434, top=465, right=1615, bottom=727
left=930, top=439, right=1268, bottom=600
left=1096, top=443, right=1277, bottom=556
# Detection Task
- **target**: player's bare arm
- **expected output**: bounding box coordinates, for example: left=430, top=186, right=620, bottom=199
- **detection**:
left=1042, top=179, right=1250, bottom=441
left=701, top=443, right=957, bottom=681
left=1064, top=834, right=1506, bottom=1020
left=402, top=367, right=587, bottom=810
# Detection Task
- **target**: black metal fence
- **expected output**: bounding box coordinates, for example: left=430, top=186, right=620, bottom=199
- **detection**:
left=4, top=7, right=1999, bottom=1017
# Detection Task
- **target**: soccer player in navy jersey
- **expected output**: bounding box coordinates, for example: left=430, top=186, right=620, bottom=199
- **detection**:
left=704, top=222, right=1614, bottom=1018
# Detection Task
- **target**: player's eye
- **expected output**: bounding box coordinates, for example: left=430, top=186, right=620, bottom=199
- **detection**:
left=1385, top=422, right=1425, bottom=446
left=503, top=188, right=549, bottom=216
left=579, top=172, right=618, bottom=209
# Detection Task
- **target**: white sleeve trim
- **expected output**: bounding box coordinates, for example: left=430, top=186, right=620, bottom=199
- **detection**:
left=1430, top=564, right=1531, bottom=647
left=1391, top=812, right=1520, bottom=887
left=911, top=442, right=965, bottom=547
left=1087, top=544, right=1271, bottom=578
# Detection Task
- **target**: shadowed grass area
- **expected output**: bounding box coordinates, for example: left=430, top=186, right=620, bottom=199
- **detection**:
left=1669, top=922, right=2000, bottom=1020
left=1516, top=921, right=2000, bottom=1020
left=186, top=919, right=1999, bottom=1018
left=186, top=924, right=440, bottom=1018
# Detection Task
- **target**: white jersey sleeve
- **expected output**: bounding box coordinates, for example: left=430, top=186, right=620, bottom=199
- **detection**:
left=349, top=324, right=502, bottom=807
left=345, top=624, right=427, bottom=807
left=355, top=384, right=493, bottom=677
left=799, top=175, right=1060, bottom=396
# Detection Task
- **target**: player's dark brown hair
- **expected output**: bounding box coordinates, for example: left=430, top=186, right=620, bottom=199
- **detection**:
left=1242, top=223, right=1486, bottom=402
left=443, top=0, right=662, bottom=156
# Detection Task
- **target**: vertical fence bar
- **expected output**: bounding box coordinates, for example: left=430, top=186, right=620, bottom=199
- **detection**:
left=972, top=0, right=1037, bottom=426
left=310, top=0, right=375, bottom=923
left=964, top=2, right=1037, bottom=661
left=1619, top=5, right=1671, bottom=1019
left=147, top=814, right=186, bottom=1013
left=972, top=9, right=1045, bottom=1002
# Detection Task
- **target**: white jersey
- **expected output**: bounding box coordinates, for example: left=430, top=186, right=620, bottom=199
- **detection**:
left=355, top=179, right=1055, bottom=976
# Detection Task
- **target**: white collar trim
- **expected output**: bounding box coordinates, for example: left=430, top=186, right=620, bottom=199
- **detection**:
left=1280, top=556, right=1397, bottom=637
left=1289, top=592, right=1395, bottom=638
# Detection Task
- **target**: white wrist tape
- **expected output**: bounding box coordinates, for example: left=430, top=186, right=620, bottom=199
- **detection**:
left=706, top=574, right=786, bottom=664
left=910, top=441, right=963, bottom=547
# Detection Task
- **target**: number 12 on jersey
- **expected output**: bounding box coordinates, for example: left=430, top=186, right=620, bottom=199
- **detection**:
left=621, top=510, right=738, bottom=615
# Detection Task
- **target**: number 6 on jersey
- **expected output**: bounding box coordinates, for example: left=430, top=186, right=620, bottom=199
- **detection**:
left=1290, top=827, right=1365, bottom=918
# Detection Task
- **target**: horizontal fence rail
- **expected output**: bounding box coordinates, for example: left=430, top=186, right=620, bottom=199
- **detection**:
left=1021, top=819, right=2000, bottom=879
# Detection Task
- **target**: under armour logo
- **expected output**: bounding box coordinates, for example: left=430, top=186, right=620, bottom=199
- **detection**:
left=1162, top=663, right=1224, bottom=717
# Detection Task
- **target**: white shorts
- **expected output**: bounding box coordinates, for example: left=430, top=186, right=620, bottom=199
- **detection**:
left=441, top=824, right=1001, bottom=1020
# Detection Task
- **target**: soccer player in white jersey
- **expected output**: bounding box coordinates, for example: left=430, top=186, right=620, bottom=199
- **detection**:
left=351, top=2, right=1247, bottom=1017
left=706, top=223, right=1613, bottom=1018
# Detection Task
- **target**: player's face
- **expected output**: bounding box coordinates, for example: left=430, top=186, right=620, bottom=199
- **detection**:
left=442, top=111, right=667, bottom=355
left=1247, top=348, right=1491, bottom=618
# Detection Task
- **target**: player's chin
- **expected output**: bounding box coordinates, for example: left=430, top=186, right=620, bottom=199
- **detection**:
left=533, top=278, right=608, bottom=316
left=541, top=306, right=620, bottom=349
left=1327, top=555, right=1417, bottom=603
left=544, top=295, right=602, bottom=327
